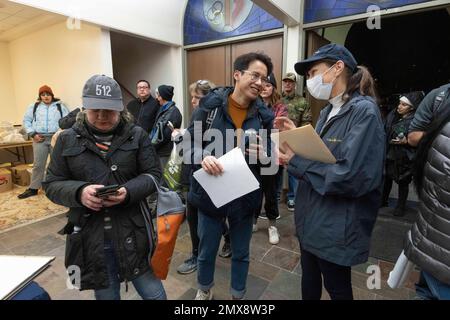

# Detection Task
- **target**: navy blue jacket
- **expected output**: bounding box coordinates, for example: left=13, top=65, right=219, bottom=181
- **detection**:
left=288, top=93, right=385, bottom=266
left=186, top=87, right=274, bottom=219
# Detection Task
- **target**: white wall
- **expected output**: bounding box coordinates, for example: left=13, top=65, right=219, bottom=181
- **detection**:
left=8, top=22, right=113, bottom=123
left=111, top=32, right=184, bottom=116
left=10, top=0, right=187, bottom=46
left=0, top=42, right=17, bottom=123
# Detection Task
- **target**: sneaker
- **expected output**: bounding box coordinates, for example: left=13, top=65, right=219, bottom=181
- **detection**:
left=287, top=200, right=295, bottom=211
left=18, top=188, right=38, bottom=199
left=259, top=212, right=281, bottom=220
left=219, top=242, right=232, bottom=258
left=176, top=255, right=197, bottom=274
left=195, top=289, right=213, bottom=300
left=268, top=226, right=280, bottom=245
left=252, top=223, right=258, bottom=233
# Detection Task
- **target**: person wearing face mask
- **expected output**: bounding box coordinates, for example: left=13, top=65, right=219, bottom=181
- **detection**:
left=275, top=44, right=385, bottom=300
left=381, top=91, right=424, bottom=217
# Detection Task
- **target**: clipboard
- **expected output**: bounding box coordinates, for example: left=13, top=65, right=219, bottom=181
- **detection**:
left=271, top=124, right=336, bottom=164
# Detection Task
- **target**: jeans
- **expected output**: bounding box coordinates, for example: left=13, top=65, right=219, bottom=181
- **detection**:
left=30, top=136, right=52, bottom=189
left=416, top=271, right=450, bottom=300
left=300, top=248, right=353, bottom=300
left=197, top=209, right=253, bottom=299
left=287, top=173, right=298, bottom=202
left=94, top=241, right=166, bottom=300
left=186, top=201, right=230, bottom=258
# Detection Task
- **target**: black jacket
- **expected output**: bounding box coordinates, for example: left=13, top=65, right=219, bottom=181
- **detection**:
left=150, top=101, right=182, bottom=158
left=42, top=115, right=161, bottom=290
left=384, top=109, right=415, bottom=182
left=186, top=87, right=274, bottom=219
left=58, top=108, right=80, bottom=129
left=127, top=96, right=159, bottom=134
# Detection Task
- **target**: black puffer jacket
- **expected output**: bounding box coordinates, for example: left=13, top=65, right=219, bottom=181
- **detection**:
left=405, top=121, right=450, bottom=285
left=43, top=113, right=161, bottom=290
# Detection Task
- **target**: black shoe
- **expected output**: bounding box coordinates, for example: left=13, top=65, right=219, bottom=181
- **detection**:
left=18, top=188, right=38, bottom=199
left=393, top=207, right=406, bottom=217
left=380, top=201, right=389, bottom=208
left=219, top=242, right=232, bottom=258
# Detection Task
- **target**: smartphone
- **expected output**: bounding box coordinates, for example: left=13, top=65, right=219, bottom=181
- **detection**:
left=95, top=184, right=120, bottom=198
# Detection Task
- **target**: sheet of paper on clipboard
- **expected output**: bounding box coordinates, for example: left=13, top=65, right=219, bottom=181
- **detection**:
left=271, top=124, right=336, bottom=164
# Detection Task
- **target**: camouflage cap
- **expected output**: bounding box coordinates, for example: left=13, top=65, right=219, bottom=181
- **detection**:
left=282, top=72, right=296, bottom=82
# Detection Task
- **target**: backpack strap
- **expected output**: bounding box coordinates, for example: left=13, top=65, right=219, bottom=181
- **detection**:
left=205, top=108, right=218, bottom=131
left=56, top=103, right=63, bottom=118
left=433, top=87, right=450, bottom=116
left=32, top=102, right=40, bottom=121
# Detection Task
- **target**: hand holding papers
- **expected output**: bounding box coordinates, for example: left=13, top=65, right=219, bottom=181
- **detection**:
left=193, top=148, right=260, bottom=208
left=387, top=250, right=415, bottom=288
left=271, top=124, right=336, bottom=164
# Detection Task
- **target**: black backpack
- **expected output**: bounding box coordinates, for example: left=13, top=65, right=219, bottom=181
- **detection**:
left=33, top=102, right=63, bottom=121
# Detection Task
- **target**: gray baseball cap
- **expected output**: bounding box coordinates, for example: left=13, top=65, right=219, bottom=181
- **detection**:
left=82, top=74, right=124, bottom=111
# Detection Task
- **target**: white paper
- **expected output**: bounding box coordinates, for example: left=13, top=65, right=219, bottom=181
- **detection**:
left=0, top=255, right=55, bottom=300
left=387, top=250, right=415, bottom=289
left=193, top=147, right=260, bottom=208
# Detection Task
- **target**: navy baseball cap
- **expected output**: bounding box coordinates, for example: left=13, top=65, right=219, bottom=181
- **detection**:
left=294, top=44, right=358, bottom=76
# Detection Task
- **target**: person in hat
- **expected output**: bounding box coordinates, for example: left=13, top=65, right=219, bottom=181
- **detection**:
left=19, top=85, right=69, bottom=199
left=150, top=84, right=182, bottom=169
left=281, top=72, right=311, bottom=211
left=381, top=91, right=425, bottom=216
left=275, top=43, right=385, bottom=300
left=43, top=74, right=166, bottom=300
left=253, top=72, right=287, bottom=244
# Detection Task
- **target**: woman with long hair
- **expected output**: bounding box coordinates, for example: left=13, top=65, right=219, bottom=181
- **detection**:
left=276, top=44, right=385, bottom=300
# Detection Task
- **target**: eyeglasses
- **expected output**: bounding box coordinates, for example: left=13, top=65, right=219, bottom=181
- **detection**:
left=196, top=80, right=208, bottom=85
left=137, top=86, right=149, bottom=90
left=40, top=92, right=52, bottom=96
left=240, top=70, right=269, bottom=84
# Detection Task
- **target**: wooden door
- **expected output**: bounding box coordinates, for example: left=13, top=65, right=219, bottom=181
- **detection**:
left=231, top=36, right=283, bottom=89
left=306, top=31, right=330, bottom=126
left=185, top=35, right=283, bottom=118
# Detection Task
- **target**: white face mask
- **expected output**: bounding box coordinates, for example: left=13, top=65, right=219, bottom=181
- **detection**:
left=306, top=65, right=336, bottom=100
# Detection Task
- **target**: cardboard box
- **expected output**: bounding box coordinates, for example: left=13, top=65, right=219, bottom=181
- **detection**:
left=0, top=168, right=13, bottom=193
left=10, top=164, right=31, bottom=186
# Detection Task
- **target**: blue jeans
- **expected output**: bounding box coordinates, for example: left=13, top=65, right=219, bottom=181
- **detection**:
left=94, top=241, right=167, bottom=300
left=416, top=271, right=450, bottom=300
left=287, top=173, right=298, bottom=202
left=197, top=210, right=253, bottom=299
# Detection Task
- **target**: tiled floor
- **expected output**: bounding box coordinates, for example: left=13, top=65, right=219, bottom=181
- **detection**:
left=0, top=202, right=419, bottom=300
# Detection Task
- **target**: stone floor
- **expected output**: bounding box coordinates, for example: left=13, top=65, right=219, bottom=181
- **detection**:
left=0, top=201, right=419, bottom=300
